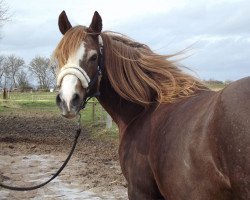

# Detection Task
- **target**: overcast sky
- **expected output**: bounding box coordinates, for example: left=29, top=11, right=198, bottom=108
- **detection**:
left=0, top=0, right=249, bottom=81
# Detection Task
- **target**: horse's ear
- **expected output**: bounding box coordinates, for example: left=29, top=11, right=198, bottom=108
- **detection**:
left=89, top=11, right=102, bottom=34
left=58, top=10, right=72, bottom=35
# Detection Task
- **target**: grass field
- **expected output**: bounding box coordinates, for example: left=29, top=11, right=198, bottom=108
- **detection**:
left=0, top=92, right=58, bottom=112
left=206, top=83, right=226, bottom=91
left=0, top=91, right=119, bottom=139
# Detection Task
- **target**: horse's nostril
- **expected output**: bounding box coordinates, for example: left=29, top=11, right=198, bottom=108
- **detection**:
left=56, top=94, right=62, bottom=105
left=72, top=93, right=80, bottom=106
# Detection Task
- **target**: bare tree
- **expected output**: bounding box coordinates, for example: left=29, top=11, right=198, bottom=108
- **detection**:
left=2, top=63, right=10, bottom=88
left=3, top=55, right=24, bottom=89
left=16, top=70, right=31, bottom=91
left=0, top=55, right=5, bottom=86
left=29, top=56, right=53, bottom=90
left=50, top=58, right=57, bottom=88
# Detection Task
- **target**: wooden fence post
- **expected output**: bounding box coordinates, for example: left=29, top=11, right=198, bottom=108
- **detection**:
left=3, top=88, right=7, bottom=100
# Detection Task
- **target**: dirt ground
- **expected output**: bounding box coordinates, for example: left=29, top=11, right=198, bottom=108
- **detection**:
left=0, top=111, right=128, bottom=199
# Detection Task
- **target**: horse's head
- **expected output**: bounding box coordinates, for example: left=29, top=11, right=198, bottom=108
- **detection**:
left=54, top=11, right=103, bottom=119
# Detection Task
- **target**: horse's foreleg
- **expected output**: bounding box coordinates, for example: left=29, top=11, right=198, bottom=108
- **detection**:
left=128, top=183, right=165, bottom=200
left=123, top=157, right=164, bottom=200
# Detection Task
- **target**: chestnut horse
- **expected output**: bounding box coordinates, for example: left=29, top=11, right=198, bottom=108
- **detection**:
left=53, top=11, right=250, bottom=199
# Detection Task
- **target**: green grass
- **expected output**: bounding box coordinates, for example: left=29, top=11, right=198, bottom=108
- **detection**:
left=0, top=92, right=58, bottom=112
left=208, top=84, right=226, bottom=91
left=8, top=91, right=56, bottom=101
left=205, top=83, right=227, bottom=91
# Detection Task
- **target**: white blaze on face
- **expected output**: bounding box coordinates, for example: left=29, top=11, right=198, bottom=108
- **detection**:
left=59, top=43, right=86, bottom=110
left=60, top=75, right=79, bottom=110
left=67, top=43, right=85, bottom=65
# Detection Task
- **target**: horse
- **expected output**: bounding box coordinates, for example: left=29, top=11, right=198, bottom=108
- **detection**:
left=53, top=11, right=250, bottom=199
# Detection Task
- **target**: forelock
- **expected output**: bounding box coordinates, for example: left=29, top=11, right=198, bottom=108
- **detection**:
left=52, top=26, right=88, bottom=67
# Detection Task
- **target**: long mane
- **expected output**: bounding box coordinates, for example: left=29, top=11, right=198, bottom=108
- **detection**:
left=101, top=31, right=206, bottom=106
left=53, top=27, right=206, bottom=107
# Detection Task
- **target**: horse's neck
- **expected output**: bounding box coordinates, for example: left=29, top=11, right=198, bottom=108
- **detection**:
left=98, top=78, right=144, bottom=133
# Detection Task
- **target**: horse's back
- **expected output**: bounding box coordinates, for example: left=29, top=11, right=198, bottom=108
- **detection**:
left=215, top=77, right=250, bottom=199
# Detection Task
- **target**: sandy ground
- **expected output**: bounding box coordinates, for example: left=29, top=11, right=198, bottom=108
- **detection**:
left=0, top=112, right=128, bottom=200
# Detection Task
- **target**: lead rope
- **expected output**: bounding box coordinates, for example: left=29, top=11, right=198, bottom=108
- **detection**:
left=0, top=114, right=82, bottom=191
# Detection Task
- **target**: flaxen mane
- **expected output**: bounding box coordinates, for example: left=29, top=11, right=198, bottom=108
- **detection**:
left=101, top=31, right=206, bottom=106
left=53, top=26, right=206, bottom=107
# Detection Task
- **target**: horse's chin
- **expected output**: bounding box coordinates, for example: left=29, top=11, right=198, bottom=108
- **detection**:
left=61, top=110, right=80, bottom=119
left=62, top=113, right=78, bottom=119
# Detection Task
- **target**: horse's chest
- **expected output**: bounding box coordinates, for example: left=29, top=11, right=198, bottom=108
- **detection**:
left=119, top=128, right=164, bottom=198
left=119, top=127, right=151, bottom=175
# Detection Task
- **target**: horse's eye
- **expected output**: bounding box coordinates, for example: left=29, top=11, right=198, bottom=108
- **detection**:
left=89, top=54, right=97, bottom=62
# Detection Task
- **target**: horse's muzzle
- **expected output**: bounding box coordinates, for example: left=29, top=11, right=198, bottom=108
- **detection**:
left=56, top=92, right=84, bottom=119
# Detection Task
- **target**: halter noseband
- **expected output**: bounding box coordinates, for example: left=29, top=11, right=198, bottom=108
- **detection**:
left=56, top=35, right=104, bottom=109
left=56, top=64, right=90, bottom=88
